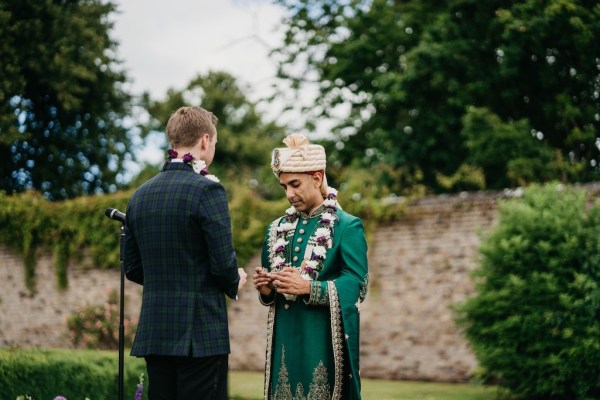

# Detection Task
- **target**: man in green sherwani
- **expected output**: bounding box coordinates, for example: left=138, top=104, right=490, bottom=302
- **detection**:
left=253, top=133, right=369, bottom=400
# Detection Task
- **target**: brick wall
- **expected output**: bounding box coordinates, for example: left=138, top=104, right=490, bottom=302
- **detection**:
left=0, top=189, right=530, bottom=382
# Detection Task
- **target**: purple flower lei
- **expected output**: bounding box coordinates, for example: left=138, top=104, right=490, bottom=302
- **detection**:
left=167, top=149, right=210, bottom=176
left=270, top=189, right=339, bottom=279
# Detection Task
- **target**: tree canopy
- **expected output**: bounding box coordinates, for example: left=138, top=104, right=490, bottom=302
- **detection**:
left=273, top=0, right=600, bottom=192
left=0, top=0, right=130, bottom=200
left=138, top=70, right=284, bottom=180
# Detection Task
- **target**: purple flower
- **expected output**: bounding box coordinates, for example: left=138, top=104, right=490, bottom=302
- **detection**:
left=311, top=254, right=324, bottom=261
left=135, top=372, right=144, bottom=400
left=182, top=153, right=194, bottom=164
left=200, top=167, right=209, bottom=176
left=135, top=383, right=143, bottom=400
left=167, top=149, right=178, bottom=159
left=275, top=245, right=285, bottom=253
left=316, top=236, right=328, bottom=244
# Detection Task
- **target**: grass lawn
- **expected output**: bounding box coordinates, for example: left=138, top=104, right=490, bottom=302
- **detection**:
left=229, top=371, right=499, bottom=400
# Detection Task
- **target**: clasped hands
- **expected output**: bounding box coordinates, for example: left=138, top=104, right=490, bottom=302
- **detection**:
left=253, top=266, right=311, bottom=296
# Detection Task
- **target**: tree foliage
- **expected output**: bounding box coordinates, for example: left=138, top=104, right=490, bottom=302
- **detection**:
left=274, top=0, right=600, bottom=192
left=457, top=183, right=600, bottom=399
left=0, top=0, right=130, bottom=200
left=139, top=71, right=284, bottom=178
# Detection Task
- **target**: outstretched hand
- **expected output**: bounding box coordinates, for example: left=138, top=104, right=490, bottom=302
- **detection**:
left=238, top=268, right=248, bottom=289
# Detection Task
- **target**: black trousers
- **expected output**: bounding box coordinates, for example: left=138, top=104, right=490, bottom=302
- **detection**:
left=144, top=354, right=228, bottom=400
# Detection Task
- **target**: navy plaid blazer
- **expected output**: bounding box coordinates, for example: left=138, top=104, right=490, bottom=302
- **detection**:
left=124, top=161, right=239, bottom=358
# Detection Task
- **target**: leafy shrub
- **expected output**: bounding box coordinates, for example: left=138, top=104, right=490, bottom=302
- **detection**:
left=0, top=348, right=147, bottom=400
left=67, top=289, right=137, bottom=350
left=456, top=183, right=600, bottom=399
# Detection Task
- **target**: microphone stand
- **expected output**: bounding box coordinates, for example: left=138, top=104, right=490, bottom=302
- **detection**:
left=118, top=222, right=125, bottom=400
left=105, top=208, right=126, bottom=400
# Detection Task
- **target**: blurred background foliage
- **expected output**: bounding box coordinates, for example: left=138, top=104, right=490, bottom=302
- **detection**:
left=1, top=0, right=597, bottom=202
left=273, top=0, right=600, bottom=192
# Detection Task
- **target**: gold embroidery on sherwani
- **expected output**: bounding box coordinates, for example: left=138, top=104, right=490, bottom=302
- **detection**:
left=274, top=347, right=294, bottom=399
left=328, top=281, right=344, bottom=400
left=360, top=272, right=369, bottom=302
left=264, top=303, right=276, bottom=399
left=294, top=384, right=307, bottom=400
left=273, top=347, right=331, bottom=400
left=308, top=361, right=331, bottom=399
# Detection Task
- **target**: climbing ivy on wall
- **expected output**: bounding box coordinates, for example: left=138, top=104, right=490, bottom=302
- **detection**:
left=0, top=183, right=406, bottom=292
left=0, top=190, right=131, bottom=292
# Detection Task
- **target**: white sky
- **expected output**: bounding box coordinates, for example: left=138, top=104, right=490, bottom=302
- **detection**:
left=111, top=0, right=292, bottom=173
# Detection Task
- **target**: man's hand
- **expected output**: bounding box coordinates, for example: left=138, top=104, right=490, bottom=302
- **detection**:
left=238, top=268, right=248, bottom=289
left=253, top=267, right=274, bottom=296
left=269, top=267, right=311, bottom=295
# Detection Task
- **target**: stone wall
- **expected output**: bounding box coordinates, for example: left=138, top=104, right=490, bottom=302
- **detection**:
left=0, top=189, right=520, bottom=382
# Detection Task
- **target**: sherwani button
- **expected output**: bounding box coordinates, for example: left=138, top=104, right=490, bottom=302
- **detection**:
left=293, top=256, right=299, bottom=262
left=299, top=229, right=305, bottom=234
left=297, top=238, right=303, bottom=243
left=294, top=246, right=300, bottom=252
left=302, top=220, right=308, bottom=225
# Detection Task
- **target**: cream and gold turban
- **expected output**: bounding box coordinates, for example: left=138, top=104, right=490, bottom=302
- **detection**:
left=271, top=133, right=326, bottom=176
left=271, top=133, right=331, bottom=198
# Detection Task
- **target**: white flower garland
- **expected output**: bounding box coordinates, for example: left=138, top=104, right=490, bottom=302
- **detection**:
left=269, top=187, right=339, bottom=281
left=190, top=159, right=220, bottom=182
left=167, top=149, right=220, bottom=182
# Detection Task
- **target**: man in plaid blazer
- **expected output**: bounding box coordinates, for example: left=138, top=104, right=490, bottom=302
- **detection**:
left=124, top=106, right=246, bottom=399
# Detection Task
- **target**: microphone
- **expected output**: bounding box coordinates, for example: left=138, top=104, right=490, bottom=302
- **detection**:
left=105, top=208, right=126, bottom=223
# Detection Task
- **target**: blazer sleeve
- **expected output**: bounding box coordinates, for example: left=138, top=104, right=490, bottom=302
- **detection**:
left=198, top=182, right=240, bottom=299
left=123, top=216, right=144, bottom=285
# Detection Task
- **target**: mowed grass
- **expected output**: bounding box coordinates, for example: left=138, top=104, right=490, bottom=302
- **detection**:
left=229, top=371, right=499, bottom=400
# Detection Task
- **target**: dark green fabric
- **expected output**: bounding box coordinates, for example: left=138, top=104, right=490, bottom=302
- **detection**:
left=261, top=207, right=368, bottom=399
left=124, top=162, right=239, bottom=358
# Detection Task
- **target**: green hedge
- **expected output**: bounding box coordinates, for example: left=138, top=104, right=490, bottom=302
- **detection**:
left=0, top=348, right=147, bottom=400
left=456, top=183, right=600, bottom=399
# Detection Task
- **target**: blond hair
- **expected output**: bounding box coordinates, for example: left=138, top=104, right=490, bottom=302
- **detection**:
left=166, top=106, right=218, bottom=148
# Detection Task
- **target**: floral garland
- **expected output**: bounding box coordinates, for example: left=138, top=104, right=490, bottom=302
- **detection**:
left=270, top=188, right=339, bottom=281
left=167, top=149, right=219, bottom=182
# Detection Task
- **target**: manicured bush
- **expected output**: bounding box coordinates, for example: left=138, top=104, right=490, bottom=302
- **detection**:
left=67, top=289, right=137, bottom=350
left=456, top=183, right=600, bottom=399
left=0, top=348, right=147, bottom=400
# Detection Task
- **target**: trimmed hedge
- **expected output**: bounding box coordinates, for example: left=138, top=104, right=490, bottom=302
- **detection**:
left=0, top=348, right=147, bottom=400
left=456, top=183, right=600, bottom=399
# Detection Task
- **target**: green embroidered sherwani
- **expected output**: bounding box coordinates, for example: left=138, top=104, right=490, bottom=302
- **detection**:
left=260, top=205, right=368, bottom=400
